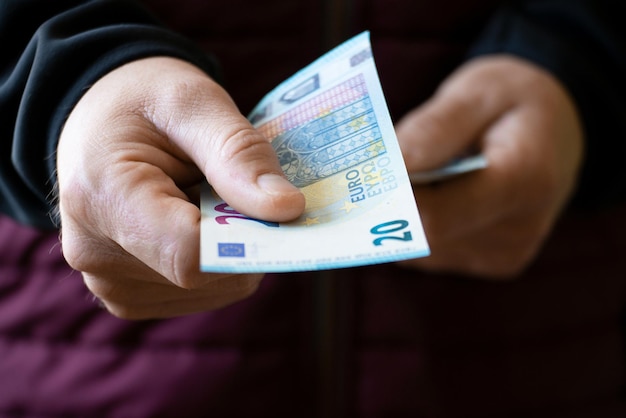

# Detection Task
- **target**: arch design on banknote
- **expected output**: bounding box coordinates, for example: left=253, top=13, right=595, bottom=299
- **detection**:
left=271, top=75, right=388, bottom=188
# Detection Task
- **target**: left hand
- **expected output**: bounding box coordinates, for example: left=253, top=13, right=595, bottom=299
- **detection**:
left=395, top=55, right=583, bottom=279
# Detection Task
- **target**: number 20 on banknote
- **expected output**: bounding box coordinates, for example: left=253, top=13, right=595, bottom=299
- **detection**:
left=371, top=220, right=413, bottom=247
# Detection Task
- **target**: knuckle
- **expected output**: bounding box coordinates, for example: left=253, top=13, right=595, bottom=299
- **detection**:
left=167, top=245, right=202, bottom=290
left=58, top=180, right=91, bottom=225
left=82, top=274, right=147, bottom=320
left=58, top=184, right=110, bottom=273
left=219, top=126, right=272, bottom=165
left=59, top=229, right=98, bottom=273
left=59, top=219, right=119, bottom=275
left=82, top=274, right=119, bottom=303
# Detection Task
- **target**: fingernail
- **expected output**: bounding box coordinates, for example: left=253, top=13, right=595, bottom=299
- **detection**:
left=257, top=173, right=298, bottom=195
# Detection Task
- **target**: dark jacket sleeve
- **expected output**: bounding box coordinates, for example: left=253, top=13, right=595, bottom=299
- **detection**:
left=468, top=0, right=626, bottom=210
left=0, top=0, right=218, bottom=229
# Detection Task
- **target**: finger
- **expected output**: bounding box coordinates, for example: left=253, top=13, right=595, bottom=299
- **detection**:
left=414, top=168, right=507, bottom=242
left=144, top=58, right=305, bottom=222
left=61, top=213, right=234, bottom=288
left=396, top=65, right=512, bottom=172
left=84, top=271, right=263, bottom=319
left=414, top=103, right=538, bottom=238
left=399, top=213, right=542, bottom=279
left=107, top=161, right=220, bottom=289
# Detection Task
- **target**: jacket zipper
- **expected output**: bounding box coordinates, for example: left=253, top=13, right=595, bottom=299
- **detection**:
left=313, top=2, right=356, bottom=417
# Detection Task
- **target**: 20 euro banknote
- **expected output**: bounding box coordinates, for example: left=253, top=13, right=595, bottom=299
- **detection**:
left=200, top=31, right=429, bottom=273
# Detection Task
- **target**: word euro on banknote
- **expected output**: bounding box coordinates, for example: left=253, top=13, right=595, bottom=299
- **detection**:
left=200, top=31, right=429, bottom=273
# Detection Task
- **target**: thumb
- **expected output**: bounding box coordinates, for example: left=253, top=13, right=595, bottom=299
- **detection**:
left=396, top=67, right=508, bottom=173
left=200, top=112, right=306, bottom=223
left=148, top=59, right=305, bottom=222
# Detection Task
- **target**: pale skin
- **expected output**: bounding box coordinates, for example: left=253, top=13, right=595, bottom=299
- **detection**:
left=57, top=54, right=583, bottom=319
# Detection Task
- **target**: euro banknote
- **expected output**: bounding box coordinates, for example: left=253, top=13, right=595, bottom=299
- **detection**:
left=409, top=154, right=487, bottom=184
left=200, top=31, right=429, bottom=273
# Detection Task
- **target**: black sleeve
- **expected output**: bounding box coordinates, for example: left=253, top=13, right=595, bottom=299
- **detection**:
left=0, top=0, right=218, bottom=229
left=468, top=0, right=626, bottom=210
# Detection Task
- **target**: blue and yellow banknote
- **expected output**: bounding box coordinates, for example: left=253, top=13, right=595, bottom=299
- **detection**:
left=200, top=32, right=430, bottom=273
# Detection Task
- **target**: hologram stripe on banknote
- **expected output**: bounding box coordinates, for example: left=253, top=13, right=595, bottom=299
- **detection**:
left=257, top=74, right=368, bottom=139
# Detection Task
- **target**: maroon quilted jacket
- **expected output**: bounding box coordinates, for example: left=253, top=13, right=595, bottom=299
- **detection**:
left=1, top=0, right=626, bottom=417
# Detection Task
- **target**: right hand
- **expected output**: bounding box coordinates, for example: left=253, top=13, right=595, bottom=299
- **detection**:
left=57, top=57, right=305, bottom=319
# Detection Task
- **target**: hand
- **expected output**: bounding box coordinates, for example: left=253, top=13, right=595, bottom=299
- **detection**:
left=57, top=57, right=305, bottom=319
left=396, top=55, right=583, bottom=279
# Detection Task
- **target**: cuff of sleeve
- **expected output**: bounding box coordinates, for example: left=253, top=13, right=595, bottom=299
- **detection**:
left=8, top=0, right=218, bottom=228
